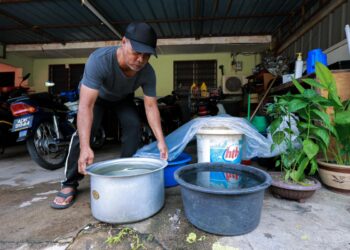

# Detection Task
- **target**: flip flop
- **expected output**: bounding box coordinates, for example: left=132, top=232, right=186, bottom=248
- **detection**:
left=50, top=189, right=77, bottom=209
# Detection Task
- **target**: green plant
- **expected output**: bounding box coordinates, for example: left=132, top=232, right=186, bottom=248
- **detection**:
left=267, top=62, right=345, bottom=183
left=300, top=62, right=350, bottom=165
left=106, top=227, right=146, bottom=250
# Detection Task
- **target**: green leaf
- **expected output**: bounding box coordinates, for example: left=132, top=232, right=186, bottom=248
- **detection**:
left=275, top=159, right=280, bottom=167
left=315, top=63, right=343, bottom=107
left=272, top=131, right=285, bottom=145
left=292, top=79, right=305, bottom=94
left=308, top=158, right=318, bottom=176
left=266, top=103, right=274, bottom=114
left=288, top=99, right=308, bottom=112
left=315, top=62, right=334, bottom=88
left=302, top=78, right=326, bottom=89
left=334, top=110, right=350, bottom=125
left=303, top=139, right=319, bottom=160
left=269, top=117, right=283, bottom=134
left=310, top=128, right=330, bottom=147
left=311, top=95, right=333, bottom=106
left=270, top=143, right=276, bottom=153
left=302, top=89, right=318, bottom=99
left=328, top=90, right=342, bottom=108
left=311, top=109, right=331, bottom=127
left=282, top=152, right=297, bottom=169
left=292, top=156, right=309, bottom=182
left=298, top=122, right=318, bottom=130
left=284, top=170, right=291, bottom=181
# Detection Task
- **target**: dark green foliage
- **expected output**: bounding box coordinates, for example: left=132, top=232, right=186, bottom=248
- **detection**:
left=267, top=62, right=350, bottom=183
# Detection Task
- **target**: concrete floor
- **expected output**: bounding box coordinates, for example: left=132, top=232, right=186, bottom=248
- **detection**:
left=0, top=142, right=349, bottom=250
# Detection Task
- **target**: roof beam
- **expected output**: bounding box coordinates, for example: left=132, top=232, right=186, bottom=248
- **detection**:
left=81, top=0, right=122, bottom=39
left=6, top=35, right=271, bottom=52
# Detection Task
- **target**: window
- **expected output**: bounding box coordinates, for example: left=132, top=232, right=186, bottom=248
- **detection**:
left=49, top=64, right=85, bottom=94
left=174, top=60, right=217, bottom=96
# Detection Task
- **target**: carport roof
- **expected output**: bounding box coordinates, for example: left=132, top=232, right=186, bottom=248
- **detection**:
left=0, top=0, right=338, bottom=57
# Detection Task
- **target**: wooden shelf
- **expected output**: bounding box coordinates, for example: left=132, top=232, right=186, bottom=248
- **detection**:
left=269, top=70, right=350, bottom=98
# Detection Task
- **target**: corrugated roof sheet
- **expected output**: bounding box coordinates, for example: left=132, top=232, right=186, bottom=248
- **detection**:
left=0, top=0, right=335, bottom=54
left=0, top=0, right=322, bottom=44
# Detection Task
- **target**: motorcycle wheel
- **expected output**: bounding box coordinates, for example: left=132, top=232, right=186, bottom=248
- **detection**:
left=91, top=126, right=106, bottom=150
left=26, top=122, right=68, bottom=170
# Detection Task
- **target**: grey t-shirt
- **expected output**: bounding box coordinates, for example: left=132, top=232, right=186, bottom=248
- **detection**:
left=80, top=46, right=156, bottom=101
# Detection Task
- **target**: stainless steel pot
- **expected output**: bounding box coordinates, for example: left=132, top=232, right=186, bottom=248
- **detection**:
left=86, top=157, right=167, bottom=223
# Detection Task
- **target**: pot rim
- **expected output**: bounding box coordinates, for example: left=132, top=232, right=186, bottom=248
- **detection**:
left=86, top=157, right=168, bottom=178
left=174, top=163, right=272, bottom=195
left=317, top=159, right=350, bottom=168
left=269, top=171, right=321, bottom=191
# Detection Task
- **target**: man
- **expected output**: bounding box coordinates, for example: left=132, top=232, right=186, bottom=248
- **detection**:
left=51, top=22, right=168, bottom=209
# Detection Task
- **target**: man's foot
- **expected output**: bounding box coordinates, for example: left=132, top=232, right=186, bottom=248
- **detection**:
left=50, top=187, right=77, bottom=209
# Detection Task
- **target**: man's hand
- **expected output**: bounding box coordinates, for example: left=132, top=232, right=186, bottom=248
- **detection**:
left=78, top=147, right=94, bottom=175
left=158, top=140, right=168, bottom=160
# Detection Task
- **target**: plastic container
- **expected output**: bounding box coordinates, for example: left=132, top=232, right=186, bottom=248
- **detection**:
left=251, top=116, right=267, bottom=133
left=190, top=83, right=199, bottom=97
left=174, top=162, right=272, bottom=235
left=307, top=49, right=327, bottom=74
left=294, top=52, right=303, bottom=79
left=196, top=127, right=243, bottom=163
left=164, top=152, right=192, bottom=187
left=200, top=82, right=208, bottom=97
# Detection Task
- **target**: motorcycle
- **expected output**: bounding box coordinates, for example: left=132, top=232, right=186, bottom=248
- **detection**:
left=9, top=91, right=76, bottom=170
left=0, top=73, right=31, bottom=154
left=9, top=83, right=107, bottom=170
left=59, top=89, right=106, bottom=150
left=134, top=92, right=183, bottom=145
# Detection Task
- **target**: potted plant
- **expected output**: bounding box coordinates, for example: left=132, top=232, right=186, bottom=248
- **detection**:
left=311, top=64, right=350, bottom=193
left=266, top=62, right=339, bottom=202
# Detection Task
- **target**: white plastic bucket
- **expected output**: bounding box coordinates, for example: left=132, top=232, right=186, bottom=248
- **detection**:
left=196, top=127, right=243, bottom=188
left=196, top=127, right=243, bottom=163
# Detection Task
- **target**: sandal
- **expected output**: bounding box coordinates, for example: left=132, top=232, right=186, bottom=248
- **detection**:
left=50, top=188, right=77, bottom=209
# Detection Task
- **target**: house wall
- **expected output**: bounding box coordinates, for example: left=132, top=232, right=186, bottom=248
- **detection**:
left=7, top=51, right=260, bottom=97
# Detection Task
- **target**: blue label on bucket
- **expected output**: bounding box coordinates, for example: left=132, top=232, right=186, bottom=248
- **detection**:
left=209, top=140, right=242, bottom=187
left=209, top=142, right=242, bottom=163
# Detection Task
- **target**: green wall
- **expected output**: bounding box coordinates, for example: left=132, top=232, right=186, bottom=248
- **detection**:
left=3, top=51, right=261, bottom=96
left=33, top=58, right=87, bottom=92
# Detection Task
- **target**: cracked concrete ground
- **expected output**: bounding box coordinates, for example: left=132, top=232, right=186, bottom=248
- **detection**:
left=0, top=142, right=350, bottom=250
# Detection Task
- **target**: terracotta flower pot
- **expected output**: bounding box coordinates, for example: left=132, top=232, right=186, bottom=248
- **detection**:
left=317, top=160, right=350, bottom=194
left=269, top=172, right=321, bottom=203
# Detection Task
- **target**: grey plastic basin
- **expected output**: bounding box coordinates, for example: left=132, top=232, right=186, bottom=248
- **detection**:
left=174, top=162, right=272, bottom=235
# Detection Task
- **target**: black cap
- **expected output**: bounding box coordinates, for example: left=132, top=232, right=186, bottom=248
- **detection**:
left=125, top=22, right=157, bottom=57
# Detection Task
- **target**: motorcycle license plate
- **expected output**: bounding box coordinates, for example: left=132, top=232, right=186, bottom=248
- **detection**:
left=12, top=115, right=34, bottom=131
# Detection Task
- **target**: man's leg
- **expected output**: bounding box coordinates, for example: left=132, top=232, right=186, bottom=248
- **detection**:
left=51, top=100, right=105, bottom=208
left=115, top=97, right=141, bottom=157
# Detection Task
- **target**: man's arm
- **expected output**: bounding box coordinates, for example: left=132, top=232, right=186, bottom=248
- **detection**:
left=143, top=95, right=168, bottom=160
left=77, top=84, right=99, bottom=174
